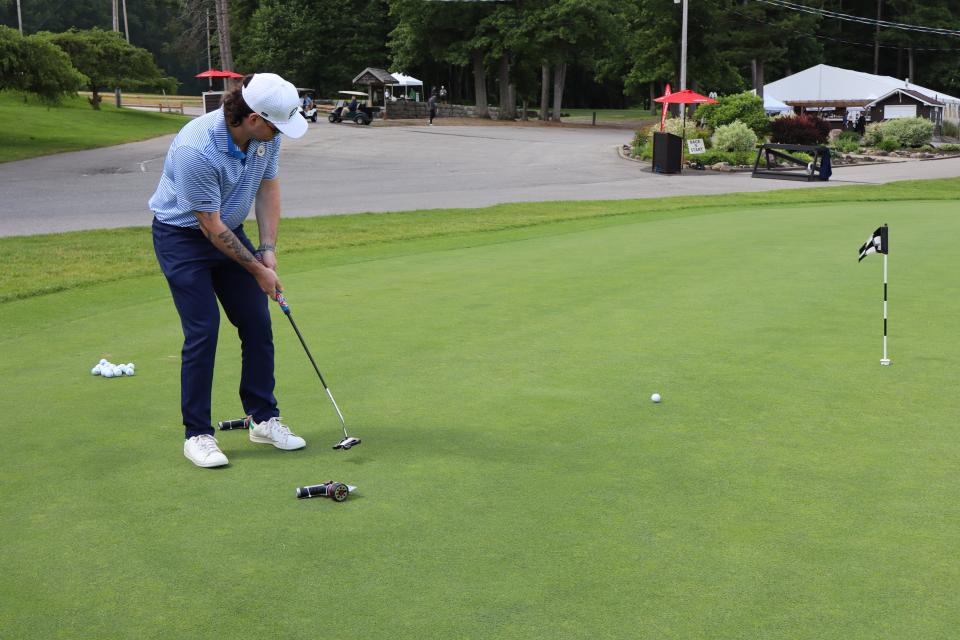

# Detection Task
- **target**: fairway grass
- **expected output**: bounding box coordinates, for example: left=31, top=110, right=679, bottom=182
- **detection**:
left=2, top=193, right=959, bottom=638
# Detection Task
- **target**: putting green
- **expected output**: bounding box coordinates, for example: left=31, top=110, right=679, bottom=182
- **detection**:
left=2, top=199, right=958, bottom=639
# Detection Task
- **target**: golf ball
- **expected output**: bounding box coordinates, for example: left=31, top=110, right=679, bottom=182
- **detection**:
left=91, top=365, right=102, bottom=375
left=651, top=393, right=661, bottom=403
left=101, top=368, right=114, bottom=378
left=99, top=359, right=108, bottom=365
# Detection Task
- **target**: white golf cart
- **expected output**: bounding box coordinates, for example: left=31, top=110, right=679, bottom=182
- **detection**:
left=297, top=88, right=318, bottom=123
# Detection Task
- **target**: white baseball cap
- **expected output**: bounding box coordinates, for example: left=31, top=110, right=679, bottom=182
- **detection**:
left=241, top=73, right=307, bottom=139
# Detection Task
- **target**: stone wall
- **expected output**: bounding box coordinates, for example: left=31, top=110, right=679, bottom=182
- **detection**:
left=384, top=101, right=501, bottom=120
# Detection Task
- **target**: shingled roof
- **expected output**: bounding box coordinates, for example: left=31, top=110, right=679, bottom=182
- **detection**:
left=353, top=68, right=397, bottom=86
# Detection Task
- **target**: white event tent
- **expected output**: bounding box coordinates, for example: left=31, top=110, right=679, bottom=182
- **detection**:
left=764, top=64, right=960, bottom=125
left=387, top=72, right=423, bottom=101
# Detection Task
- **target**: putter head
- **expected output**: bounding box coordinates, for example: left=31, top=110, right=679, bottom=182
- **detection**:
left=333, top=436, right=361, bottom=450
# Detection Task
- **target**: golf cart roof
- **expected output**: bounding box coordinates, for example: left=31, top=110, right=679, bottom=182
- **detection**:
left=296, top=87, right=315, bottom=95
left=338, top=90, right=368, bottom=97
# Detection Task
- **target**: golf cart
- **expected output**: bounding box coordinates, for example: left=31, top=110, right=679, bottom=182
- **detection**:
left=329, top=90, right=373, bottom=125
left=298, top=88, right=317, bottom=123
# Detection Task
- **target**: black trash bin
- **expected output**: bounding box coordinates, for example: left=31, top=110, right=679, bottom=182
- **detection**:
left=653, top=132, right=682, bottom=174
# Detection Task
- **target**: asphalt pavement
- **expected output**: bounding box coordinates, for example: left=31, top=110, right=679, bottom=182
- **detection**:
left=2, top=120, right=958, bottom=237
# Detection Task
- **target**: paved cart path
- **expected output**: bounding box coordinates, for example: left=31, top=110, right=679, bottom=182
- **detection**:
left=2, top=122, right=958, bottom=236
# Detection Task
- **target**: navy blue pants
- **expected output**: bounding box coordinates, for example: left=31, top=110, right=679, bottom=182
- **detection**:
left=153, top=219, right=279, bottom=438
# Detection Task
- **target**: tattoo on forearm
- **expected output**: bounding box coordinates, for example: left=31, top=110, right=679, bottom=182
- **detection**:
left=217, top=229, right=254, bottom=263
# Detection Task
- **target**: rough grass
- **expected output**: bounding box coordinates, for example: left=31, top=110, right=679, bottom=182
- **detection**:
left=1, top=90, right=190, bottom=162
left=2, top=177, right=958, bottom=304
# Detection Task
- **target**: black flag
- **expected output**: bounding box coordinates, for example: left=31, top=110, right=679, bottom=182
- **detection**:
left=858, top=225, right=888, bottom=262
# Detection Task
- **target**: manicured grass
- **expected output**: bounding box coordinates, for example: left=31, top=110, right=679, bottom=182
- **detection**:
left=563, top=107, right=658, bottom=126
left=2, top=177, right=958, bottom=304
left=1, top=90, right=190, bottom=163
left=2, top=188, right=958, bottom=638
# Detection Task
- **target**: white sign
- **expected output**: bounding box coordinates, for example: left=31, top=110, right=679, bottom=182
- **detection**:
left=687, top=138, right=706, bottom=154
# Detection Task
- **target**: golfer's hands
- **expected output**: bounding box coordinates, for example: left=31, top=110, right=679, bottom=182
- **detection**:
left=255, top=264, right=283, bottom=298
left=258, top=249, right=278, bottom=271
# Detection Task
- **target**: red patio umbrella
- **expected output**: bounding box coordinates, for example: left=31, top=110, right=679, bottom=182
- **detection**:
left=195, top=69, right=245, bottom=90
left=654, top=89, right=718, bottom=169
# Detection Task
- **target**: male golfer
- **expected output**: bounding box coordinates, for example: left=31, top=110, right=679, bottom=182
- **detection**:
left=150, top=73, right=307, bottom=468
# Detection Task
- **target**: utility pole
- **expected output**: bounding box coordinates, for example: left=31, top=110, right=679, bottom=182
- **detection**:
left=679, top=0, right=688, bottom=91
left=874, top=0, right=882, bottom=74
left=16, top=0, right=23, bottom=35
left=122, top=0, right=130, bottom=43
left=112, top=0, right=119, bottom=32
left=206, top=10, right=213, bottom=88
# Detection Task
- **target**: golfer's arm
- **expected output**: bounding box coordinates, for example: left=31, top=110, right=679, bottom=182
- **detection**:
left=255, top=178, right=281, bottom=253
left=194, top=211, right=263, bottom=274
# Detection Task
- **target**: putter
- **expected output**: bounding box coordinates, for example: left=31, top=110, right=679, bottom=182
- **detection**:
left=271, top=291, right=361, bottom=451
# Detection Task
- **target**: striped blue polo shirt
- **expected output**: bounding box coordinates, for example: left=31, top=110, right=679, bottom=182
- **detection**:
left=149, top=108, right=281, bottom=229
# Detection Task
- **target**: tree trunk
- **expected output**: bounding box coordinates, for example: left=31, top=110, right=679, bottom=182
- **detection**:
left=550, top=62, right=566, bottom=123
left=89, top=88, right=102, bottom=110
left=497, top=55, right=516, bottom=120
left=214, top=0, right=234, bottom=72
left=649, top=81, right=656, bottom=114
left=472, top=49, right=489, bottom=119
left=539, top=64, right=550, bottom=120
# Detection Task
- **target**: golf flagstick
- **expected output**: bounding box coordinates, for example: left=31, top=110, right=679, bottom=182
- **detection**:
left=881, top=249, right=890, bottom=366
left=857, top=224, right=890, bottom=365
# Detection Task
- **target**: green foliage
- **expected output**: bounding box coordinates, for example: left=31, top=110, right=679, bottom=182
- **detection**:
left=879, top=137, right=902, bottom=152
left=645, top=117, right=709, bottom=145
left=830, top=136, right=862, bottom=154
left=238, top=0, right=392, bottom=97
left=937, top=143, right=960, bottom=153
left=711, top=120, right=758, bottom=152
left=695, top=148, right=755, bottom=166
left=695, top=92, right=769, bottom=137
left=942, top=120, right=959, bottom=138
left=0, top=26, right=86, bottom=102
left=880, top=117, right=934, bottom=148
left=37, top=28, right=171, bottom=108
left=863, top=122, right=884, bottom=146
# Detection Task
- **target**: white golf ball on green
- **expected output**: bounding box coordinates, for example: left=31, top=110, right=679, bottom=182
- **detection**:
left=651, top=393, right=661, bottom=403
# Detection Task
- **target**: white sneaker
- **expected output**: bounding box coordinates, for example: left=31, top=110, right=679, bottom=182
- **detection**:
left=184, top=435, right=229, bottom=468
left=249, top=416, right=306, bottom=451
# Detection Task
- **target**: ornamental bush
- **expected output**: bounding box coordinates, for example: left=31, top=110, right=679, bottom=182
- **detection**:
left=880, top=117, right=933, bottom=147
left=711, top=120, right=758, bottom=152
left=694, top=91, right=770, bottom=137
left=645, top=116, right=710, bottom=144
left=863, top=122, right=883, bottom=146
left=878, top=137, right=901, bottom=151
left=770, top=114, right=830, bottom=144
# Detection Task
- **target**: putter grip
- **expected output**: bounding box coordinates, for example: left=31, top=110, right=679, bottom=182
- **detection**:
left=275, top=292, right=290, bottom=313
left=218, top=417, right=249, bottom=430
left=296, top=484, right=330, bottom=499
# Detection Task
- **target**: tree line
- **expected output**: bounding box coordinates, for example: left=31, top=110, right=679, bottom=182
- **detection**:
left=3, top=0, right=959, bottom=114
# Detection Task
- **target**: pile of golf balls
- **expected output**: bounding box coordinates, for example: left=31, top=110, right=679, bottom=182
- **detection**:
left=91, top=359, right=135, bottom=378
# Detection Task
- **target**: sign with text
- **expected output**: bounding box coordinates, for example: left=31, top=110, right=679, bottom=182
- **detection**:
left=687, top=138, right=706, bottom=154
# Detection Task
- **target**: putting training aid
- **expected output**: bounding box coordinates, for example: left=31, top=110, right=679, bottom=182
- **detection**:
left=271, top=291, right=361, bottom=451
left=218, top=416, right=251, bottom=430
left=296, top=481, right=354, bottom=502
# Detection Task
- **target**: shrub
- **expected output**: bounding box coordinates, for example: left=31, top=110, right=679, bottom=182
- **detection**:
left=863, top=122, right=883, bottom=146
left=879, top=117, right=933, bottom=147
left=878, top=137, right=901, bottom=151
left=830, top=137, right=861, bottom=154
left=942, top=120, right=959, bottom=138
left=694, top=91, right=770, bottom=137
left=770, top=114, right=830, bottom=144
left=711, top=120, right=758, bottom=152
left=696, top=148, right=755, bottom=166
left=937, top=143, right=960, bottom=153
left=645, top=116, right=709, bottom=144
